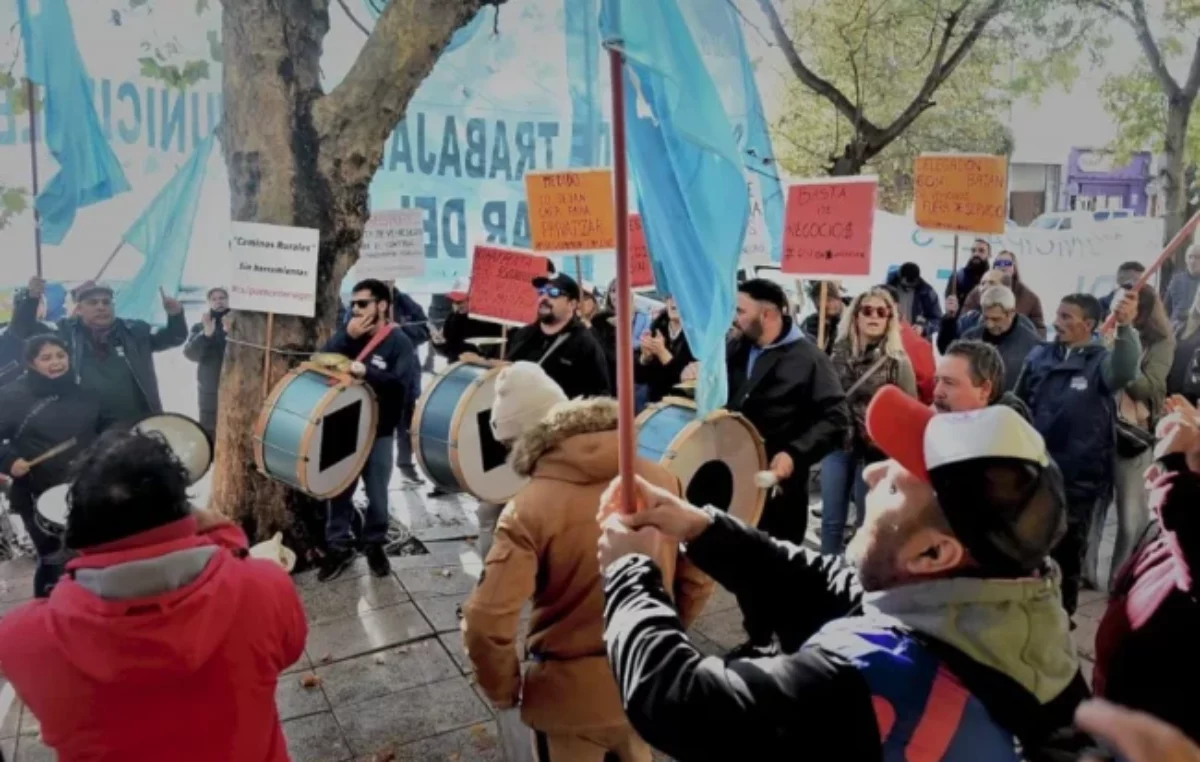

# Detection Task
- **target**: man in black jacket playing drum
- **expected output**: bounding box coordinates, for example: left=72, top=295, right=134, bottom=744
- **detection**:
left=721, top=278, right=849, bottom=658
left=318, top=279, right=415, bottom=583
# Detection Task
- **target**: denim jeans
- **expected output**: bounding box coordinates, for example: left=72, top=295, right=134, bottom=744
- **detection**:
left=395, top=400, right=416, bottom=469
left=1086, top=450, right=1152, bottom=589
left=327, top=436, right=394, bottom=552
left=819, top=449, right=867, bottom=555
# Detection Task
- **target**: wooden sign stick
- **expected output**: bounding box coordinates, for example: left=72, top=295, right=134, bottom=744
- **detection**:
left=816, top=281, right=828, bottom=350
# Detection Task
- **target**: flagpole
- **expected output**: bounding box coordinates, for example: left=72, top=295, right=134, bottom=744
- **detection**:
left=609, top=43, right=637, bottom=516
left=26, top=77, right=43, bottom=278
left=94, top=238, right=127, bottom=282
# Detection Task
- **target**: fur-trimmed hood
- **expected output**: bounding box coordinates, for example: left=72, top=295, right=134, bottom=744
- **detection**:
left=509, top=397, right=619, bottom=479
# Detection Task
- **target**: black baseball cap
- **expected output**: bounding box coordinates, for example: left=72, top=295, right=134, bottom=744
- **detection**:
left=866, top=386, right=1067, bottom=576
left=532, top=272, right=581, bottom=301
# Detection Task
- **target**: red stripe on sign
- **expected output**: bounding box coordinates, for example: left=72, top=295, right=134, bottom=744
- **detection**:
left=905, top=668, right=969, bottom=762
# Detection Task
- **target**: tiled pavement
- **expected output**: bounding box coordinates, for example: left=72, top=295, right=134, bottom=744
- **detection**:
left=0, top=482, right=1119, bottom=761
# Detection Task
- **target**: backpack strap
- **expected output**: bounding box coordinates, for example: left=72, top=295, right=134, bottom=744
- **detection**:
left=910, top=633, right=1098, bottom=762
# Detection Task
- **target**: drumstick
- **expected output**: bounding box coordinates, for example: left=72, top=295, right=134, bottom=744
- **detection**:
left=26, top=438, right=78, bottom=468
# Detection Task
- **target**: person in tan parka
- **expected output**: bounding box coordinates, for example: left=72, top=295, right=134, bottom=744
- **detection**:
left=462, top=362, right=713, bottom=762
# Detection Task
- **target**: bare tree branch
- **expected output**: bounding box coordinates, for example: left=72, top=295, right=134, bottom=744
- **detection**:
left=315, top=0, right=495, bottom=153
left=1128, top=0, right=1184, bottom=99
left=754, top=0, right=883, bottom=140
left=335, top=0, right=371, bottom=37
left=874, top=0, right=1006, bottom=152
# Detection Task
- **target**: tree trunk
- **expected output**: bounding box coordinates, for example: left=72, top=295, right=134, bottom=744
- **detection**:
left=1160, top=95, right=1193, bottom=287
left=209, top=0, right=489, bottom=556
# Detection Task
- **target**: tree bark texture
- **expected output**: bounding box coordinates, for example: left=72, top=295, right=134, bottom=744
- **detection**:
left=1162, top=97, right=1191, bottom=259
left=210, top=0, right=491, bottom=552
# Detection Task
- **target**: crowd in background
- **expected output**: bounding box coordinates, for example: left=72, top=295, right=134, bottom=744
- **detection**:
left=2, top=243, right=1200, bottom=760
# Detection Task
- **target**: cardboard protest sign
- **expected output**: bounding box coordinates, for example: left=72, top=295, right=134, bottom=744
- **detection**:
left=356, top=209, right=426, bottom=280
left=781, top=177, right=877, bottom=277
left=228, top=222, right=320, bottom=317
left=914, top=154, right=1008, bottom=234
left=628, top=214, right=655, bottom=290
left=525, top=169, right=617, bottom=251
left=468, top=245, right=550, bottom=326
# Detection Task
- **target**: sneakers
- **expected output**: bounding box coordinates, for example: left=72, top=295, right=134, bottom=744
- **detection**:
left=398, top=465, right=424, bottom=486
left=725, top=640, right=780, bottom=660
left=365, top=545, right=391, bottom=578
left=317, top=549, right=356, bottom=583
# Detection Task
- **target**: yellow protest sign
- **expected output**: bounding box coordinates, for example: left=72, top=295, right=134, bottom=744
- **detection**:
left=914, top=154, right=1008, bottom=234
left=525, top=169, right=616, bottom=251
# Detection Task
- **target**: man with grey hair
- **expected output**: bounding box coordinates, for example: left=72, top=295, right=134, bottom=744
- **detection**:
left=1164, top=243, right=1200, bottom=327
left=945, top=285, right=1040, bottom=392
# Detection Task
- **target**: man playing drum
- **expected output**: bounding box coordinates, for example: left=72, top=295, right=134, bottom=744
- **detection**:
left=318, top=279, right=416, bottom=582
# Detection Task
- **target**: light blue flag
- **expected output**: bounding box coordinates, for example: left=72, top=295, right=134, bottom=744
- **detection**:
left=600, top=0, right=750, bottom=414
left=17, top=0, right=131, bottom=245
left=116, top=133, right=214, bottom=325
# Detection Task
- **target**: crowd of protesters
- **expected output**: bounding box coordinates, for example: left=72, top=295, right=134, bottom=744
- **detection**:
left=3, top=248, right=1200, bottom=762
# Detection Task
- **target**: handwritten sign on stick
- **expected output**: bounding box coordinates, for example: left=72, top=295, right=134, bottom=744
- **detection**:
left=357, top=208, right=426, bottom=280
left=629, top=215, right=655, bottom=290
left=468, top=245, right=550, bottom=326
left=914, top=153, right=1008, bottom=234
left=525, top=169, right=616, bottom=251
left=782, top=178, right=877, bottom=277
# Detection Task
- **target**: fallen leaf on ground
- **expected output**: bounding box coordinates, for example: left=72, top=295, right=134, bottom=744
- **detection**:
left=372, top=745, right=397, bottom=762
left=299, top=673, right=322, bottom=689
left=319, top=653, right=333, bottom=664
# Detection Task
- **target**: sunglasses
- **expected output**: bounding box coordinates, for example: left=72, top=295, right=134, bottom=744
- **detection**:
left=858, top=306, right=891, bottom=319
left=994, top=259, right=1014, bottom=268
left=538, top=286, right=565, bottom=299
left=352, top=299, right=377, bottom=309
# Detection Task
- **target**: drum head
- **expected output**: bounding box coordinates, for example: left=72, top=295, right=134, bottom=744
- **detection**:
left=36, top=483, right=71, bottom=529
left=135, top=414, right=213, bottom=485
left=447, top=365, right=527, bottom=504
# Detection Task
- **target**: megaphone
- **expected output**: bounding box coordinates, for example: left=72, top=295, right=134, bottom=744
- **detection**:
left=35, top=414, right=214, bottom=537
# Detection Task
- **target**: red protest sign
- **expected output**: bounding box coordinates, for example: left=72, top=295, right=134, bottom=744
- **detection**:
left=628, top=215, right=655, bottom=290
left=468, top=245, right=551, bottom=326
left=782, top=178, right=877, bottom=276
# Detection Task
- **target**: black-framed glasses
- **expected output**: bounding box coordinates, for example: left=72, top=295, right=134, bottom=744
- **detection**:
left=538, top=286, right=565, bottom=299
left=352, top=299, right=377, bottom=309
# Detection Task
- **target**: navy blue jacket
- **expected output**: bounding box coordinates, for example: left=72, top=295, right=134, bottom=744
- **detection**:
left=1015, top=327, right=1141, bottom=501
left=339, top=290, right=426, bottom=398
left=322, top=326, right=414, bottom=437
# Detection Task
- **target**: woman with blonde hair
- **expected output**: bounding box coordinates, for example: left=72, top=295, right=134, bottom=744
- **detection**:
left=820, top=286, right=918, bottom=554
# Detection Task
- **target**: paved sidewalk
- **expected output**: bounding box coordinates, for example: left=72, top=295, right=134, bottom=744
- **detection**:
left=0, top=479, right=1118, bottom=761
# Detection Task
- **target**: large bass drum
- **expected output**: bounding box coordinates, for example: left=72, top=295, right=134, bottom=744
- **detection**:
left=253, top=363, right=378, bottom=499
left=412, top=361, right=526, bottom=504
left=636, top=398, right=768, bottom=527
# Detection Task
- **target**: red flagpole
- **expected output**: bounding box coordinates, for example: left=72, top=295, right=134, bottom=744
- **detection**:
left=609, top=46, right=637, bottom=515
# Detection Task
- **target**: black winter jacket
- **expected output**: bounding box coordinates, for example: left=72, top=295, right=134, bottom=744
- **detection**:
left=634, top=313, right=694, bottom=403
left=940, top=317, right=1041, bottom=393
left=602, top=511, right=1093, bottom=762
left=183, top=312, right=228, bottom=424
left=0, top=289, right=53, bottom=389
left=437, top=312, right=504, bottom=363
left=52, top=313, right=188, bottom=417
left=726, top=318, right=848, bottom=474
left=507, top=317, right=612, bottom=400
left=0, top=373, right=111, bottom=494
left=321, top=326, right=414, bottom=437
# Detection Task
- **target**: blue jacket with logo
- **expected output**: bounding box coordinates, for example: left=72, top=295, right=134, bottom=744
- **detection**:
left=602, top=511, right=1092, bottom=762
left=1015, top=327, right=1141, bottom=501
left=322, top=326, right=413, bottom=437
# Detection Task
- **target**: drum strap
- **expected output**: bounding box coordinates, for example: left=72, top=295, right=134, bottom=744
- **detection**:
left=354, top=324, right=396, bottom=363
left=537, top=333, right=572, bottom=368
left=13, top=396, right=58, bottom=443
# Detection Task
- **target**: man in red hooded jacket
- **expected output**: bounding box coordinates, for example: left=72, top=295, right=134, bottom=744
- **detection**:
left=0, top=430, right=307, bottom=762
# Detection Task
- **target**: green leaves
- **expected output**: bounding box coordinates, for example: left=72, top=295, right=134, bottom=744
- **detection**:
left=138, top=56, right=211, bottom=91
left=1, top=73, right=43, bottom=117
left=0, top=186, right=30, bottom=231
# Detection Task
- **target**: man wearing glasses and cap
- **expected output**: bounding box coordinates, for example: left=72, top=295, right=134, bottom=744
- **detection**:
left=466, top=272, right=611, bottom=401
left=39, top=280, right=187, bottom=426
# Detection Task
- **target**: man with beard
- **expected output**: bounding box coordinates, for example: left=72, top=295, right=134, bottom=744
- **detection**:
left=183, top=287, right=231, bottom=437
left=46, top=281, right=187, bottom=426
left=934, top=339, right=1031, bottom=419
left=594, top=385, right=1090, bottom=762
left=475, top=272, right=611, bottom=400
left=946, top=238, right=991, bottom=298
left=724, top=278, right=848, bottom=657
